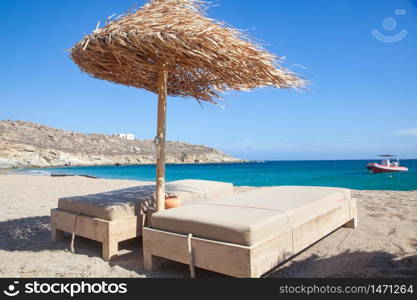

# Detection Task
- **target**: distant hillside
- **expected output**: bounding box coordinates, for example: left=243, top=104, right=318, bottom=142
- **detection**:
left=0, top=120, right=243, bottom=169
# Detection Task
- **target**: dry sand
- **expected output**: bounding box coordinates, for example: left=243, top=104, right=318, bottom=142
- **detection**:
left=0, top=174, right=416, bottom=278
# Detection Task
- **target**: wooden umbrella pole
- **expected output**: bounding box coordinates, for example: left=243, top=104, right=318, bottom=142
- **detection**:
left=155, top=68, right=168, bottom=212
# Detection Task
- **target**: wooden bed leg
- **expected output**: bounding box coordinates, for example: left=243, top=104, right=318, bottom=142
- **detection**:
left=250, top=270, right=263, bottom=279
left=344, top=218, right=357, bottom=229
left=103, top=239, right=119, bottom=262
left=144, top=249, right=161, bottom=271
left=51, top=227, right=65, bottom=242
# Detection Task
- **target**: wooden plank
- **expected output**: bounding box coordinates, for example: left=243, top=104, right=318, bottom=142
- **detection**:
left=346, top=198, right=358, bottom=228
left=155, top=68, right=168, bottom=212
left=143, top=228, right=252, bottom=278
left=110, top=216, right=144, bottom=242
left=143, top=248, right=164, bottom=271
left=51, top=209, right=143, bottom=242
left=292, top=203, right=351, bottom=252
left=102, top=235, right=119, bottom=261
left=51, top=209, right=109, bottom=242
left=249, top=231, right=293, bottom=278
left=51, top=226, right=65, bottom=242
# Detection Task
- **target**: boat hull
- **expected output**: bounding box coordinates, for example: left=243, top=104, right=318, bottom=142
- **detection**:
left=367, top=164, right=408, bottom=174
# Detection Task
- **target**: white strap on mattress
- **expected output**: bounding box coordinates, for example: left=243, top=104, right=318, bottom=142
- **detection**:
left=70, top=214, right=80, bottom=254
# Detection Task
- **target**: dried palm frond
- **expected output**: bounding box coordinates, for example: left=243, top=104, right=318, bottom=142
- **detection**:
left=70, top=0, right=305, bottom=102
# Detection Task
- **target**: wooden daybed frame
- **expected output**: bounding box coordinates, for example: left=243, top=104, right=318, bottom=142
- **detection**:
left=143, top=196, right=357, bottom=278
left=51, top=209, right=144, bottom=261
left=50, top=180, right=234, bottom=261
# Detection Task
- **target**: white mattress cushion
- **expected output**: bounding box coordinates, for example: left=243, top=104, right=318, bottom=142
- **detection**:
left=151, top=186, right=351, bottom=246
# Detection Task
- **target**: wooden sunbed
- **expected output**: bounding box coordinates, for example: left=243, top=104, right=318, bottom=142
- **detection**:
left=50, top=180, right=234, bottom=261
left=143, top=186, right=357, bottom=278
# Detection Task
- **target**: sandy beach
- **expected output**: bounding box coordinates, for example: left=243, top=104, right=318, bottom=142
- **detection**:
left=0, top=174, right=416, bottom=278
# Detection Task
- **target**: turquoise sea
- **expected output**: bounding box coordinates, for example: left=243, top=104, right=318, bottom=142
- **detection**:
left=24, top=160, right=417, bottom=191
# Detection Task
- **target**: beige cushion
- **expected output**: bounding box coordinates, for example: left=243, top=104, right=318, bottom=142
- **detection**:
left=164, top=180, right=235, bottom=203
left=151, top=186, right=351, bottom=247
left=58, top=180, right=233, bottom=221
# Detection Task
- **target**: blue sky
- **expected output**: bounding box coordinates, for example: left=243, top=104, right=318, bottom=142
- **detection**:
left=1, top=0, right=416, bottom=160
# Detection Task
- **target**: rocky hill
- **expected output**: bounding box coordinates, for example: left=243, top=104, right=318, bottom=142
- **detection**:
left=0, top=120, right=243, bottom=169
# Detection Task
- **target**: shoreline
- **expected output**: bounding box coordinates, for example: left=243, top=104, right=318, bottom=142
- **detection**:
left=5, top=170, right=417, bottom=192
left=0, top=174, right=416, bottom=278
left=0, top=160, right=249, bottom=172
left=3, top=158, right=416, bottom=171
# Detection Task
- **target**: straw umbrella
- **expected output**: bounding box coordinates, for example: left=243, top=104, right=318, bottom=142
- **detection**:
left=70, top=0, right=305, bottom=212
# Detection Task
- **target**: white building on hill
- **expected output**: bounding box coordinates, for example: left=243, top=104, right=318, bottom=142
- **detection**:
left=119, top=133, right=135, bottom=141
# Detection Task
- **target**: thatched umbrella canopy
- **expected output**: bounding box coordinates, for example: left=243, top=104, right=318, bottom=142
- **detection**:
left=70, top=0, right=305, bottom=212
